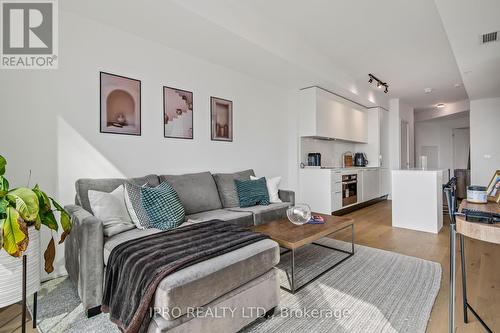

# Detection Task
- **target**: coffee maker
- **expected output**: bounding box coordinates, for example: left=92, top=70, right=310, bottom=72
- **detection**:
left=354, top=153, right=368, bottom=167
left=307, top=153, right=321, bottom=166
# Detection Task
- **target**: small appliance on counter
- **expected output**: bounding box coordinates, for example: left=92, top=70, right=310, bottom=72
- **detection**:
left=343, top=151, right=353, bottom=168
left=307, top=152, right=321, bottom=166
left=466, top=186, right=488, bottom=204
left=354, top=153, right=368, bottom=167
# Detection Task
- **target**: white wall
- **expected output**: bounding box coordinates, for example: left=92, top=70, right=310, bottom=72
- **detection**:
left=470, top=98, right=500, bottom=184
left=0, top=11, right=297, bottom=278
left=388, top=99, right=415, bottom=169
left=414, top=114, right=470, bottom=170
left=300, top=138, right=356, bottom=167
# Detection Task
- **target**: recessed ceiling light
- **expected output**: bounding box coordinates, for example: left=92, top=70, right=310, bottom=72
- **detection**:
left=424, top=88, right=433, bottom=94
left=436, top=103, right=446, bottom=108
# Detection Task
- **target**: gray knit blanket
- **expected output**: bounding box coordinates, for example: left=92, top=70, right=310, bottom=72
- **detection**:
left=101, top=220, right=268, bottom=333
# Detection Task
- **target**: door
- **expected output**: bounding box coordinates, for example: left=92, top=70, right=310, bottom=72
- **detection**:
left=400, top=120, right=410, bottom=169
left=452, top=128, right=470, bottom=170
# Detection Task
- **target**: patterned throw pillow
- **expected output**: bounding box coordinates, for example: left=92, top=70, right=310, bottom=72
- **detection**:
left=124, top=182, right=185, bottom=230
left=141, top=182, right=185, bottom=230
left=235, top=177, right=270, bottom=208
left=124, top=182, right=152, bottom=229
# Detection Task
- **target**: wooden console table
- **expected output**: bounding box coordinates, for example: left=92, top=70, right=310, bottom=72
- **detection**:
left=449, top=200, right=500, bottom=333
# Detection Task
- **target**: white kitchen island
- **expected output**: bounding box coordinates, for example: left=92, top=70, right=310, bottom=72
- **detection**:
left=391, top=169, right=445, bottom=234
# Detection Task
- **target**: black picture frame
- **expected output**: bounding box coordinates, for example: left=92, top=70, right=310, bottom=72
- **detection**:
left=210, top=96, right=233, bottom=142
left=100, top=71, right=141, bottom=136
left=163, top=86, right=194, bottom=140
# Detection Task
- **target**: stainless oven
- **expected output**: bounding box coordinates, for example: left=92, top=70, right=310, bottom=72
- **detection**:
left=342, top=174, right=357, bottom=207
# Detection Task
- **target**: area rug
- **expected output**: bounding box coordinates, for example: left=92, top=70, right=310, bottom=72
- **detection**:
left=29, top=239, right=441, bottom=333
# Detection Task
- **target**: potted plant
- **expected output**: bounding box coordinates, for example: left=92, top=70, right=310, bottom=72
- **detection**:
left=0, top=154, right=71, bottom=310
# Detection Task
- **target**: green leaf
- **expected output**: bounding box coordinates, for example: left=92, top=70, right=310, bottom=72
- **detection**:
left=33, top=185, right=50, bottom=212
left=2, top=207, right=28, bottom=256
left=6, top=188, right=39, bottom=222
left=41, top=210, right=58, bottom=231
left=0, top=218, right=3, bottom=249
left=49, top=197, right=71, bottom=243
left=0, top=155, right=6, bottom=176
left=0, top=197, right=7, bottom=218
left=0, top=177, right=8, bottom=197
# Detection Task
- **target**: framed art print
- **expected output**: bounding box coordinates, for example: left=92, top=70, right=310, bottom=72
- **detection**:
left=163, top=86, right=193, bottom=139
left=100, top=72, right=141, bottom=136
left=210, top=96, right=233, bottom=142
left=486, top=170, right=500, bottom=203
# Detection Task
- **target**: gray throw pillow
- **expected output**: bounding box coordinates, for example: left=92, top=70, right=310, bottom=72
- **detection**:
left=213, top=169, right=255, bottom=208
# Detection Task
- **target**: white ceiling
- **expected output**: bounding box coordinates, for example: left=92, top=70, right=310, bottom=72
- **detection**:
left=61, top=0, right=486, bottom=109
left=219, top=0, right=469, bottom=109
left=434, top=0, right=500, bottom=100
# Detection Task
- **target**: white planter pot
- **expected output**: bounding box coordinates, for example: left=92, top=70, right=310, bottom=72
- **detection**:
left=0, top=226, right=41, bottom=308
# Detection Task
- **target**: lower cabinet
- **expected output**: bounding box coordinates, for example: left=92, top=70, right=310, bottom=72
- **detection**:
left=361, top=168, right=380, bottom=201
left=332, top=190, right=342, bottom=211
left=299, top=168, right=384, bottom=215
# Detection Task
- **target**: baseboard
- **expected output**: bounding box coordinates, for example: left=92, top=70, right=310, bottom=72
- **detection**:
left=332, top=196, right=388, bottom=216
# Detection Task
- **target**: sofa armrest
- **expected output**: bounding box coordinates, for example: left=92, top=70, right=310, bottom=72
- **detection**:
left=64, top=204, right=104, bottom=312
left=278, top=190, right=295, bottom=205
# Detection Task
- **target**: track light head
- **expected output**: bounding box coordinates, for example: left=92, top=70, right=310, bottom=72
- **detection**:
left=368, top=73, right=389, bottom=94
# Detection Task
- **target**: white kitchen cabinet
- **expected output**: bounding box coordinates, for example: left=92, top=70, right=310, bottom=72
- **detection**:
left=300, top=167, right=383, bottom=214
left=379, top=168, right=391, bottom=196
left=361, top=168, right=380, bottom=201
left=299, top=87, right=367, bottom=143
left=332, top=190, right=342, bottom=211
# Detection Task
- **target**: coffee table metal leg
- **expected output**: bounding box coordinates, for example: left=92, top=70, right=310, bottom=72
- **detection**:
left=279, top=223, right=355, bottom=294
left=291, top=249, right=295, bottom=293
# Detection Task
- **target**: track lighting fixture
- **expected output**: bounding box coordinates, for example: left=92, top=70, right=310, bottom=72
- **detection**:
left=368, top=74, right=389, bottom=94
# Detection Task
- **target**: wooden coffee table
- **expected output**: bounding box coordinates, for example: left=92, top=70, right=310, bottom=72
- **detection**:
left=251, top=213, right=355, bottom=294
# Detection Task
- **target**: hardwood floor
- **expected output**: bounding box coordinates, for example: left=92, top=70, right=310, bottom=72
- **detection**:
left=334, top=200, right=500, bottom=333
left=0, top=200, right=498, bottom=333
left=0, top=303, right=36, bottom=333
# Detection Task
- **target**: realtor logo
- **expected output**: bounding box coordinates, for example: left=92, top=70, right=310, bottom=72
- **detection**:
left=1, top=0, right=58, bottom=69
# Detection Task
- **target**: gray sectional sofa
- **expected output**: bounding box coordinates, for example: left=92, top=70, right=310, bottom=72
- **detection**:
left=64, top=169, right=294, bottom=333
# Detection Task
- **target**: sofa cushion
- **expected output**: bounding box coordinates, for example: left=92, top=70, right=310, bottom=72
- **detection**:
left=213, top=169, right=255, bottom=208
left=103, top=230, right=279, bottom=321
left=228, top=202, right=291, bottom=225
left=104, top=228, right=162, bottom=264
left=160, top=172, right=222, bottom=215
left=185, top=209, right=253, bottom=227
left=153, top=239, right=279, bottom=320
left=76, top=175, right=160, bottom=213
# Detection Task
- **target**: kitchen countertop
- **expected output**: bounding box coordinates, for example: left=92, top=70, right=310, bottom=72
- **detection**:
left=303, top=166, right=380, bottom=170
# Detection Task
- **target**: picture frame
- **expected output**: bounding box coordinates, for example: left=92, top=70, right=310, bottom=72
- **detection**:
left=100, top=72, right=141, bottom=136
left=486, top=170, right=500, bottom=203
left=163, top=86, right=194, bottom=139
left=210, top=96, right=233, bottom=142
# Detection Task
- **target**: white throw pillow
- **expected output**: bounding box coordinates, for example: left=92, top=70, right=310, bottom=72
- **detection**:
left=251, top=176, right=282, bottom=203
left=88, top=185, right=136, bottom=236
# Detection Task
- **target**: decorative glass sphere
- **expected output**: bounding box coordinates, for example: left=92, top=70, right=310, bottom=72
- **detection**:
left=286, top=204, right=312, bottom=225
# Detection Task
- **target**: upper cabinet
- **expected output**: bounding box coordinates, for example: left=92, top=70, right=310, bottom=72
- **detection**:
left=299, top=87, right=368, bottom=143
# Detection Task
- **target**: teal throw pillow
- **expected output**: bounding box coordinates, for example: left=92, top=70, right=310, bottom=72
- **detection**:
left=235, top=177, right=270, bottom=208
left=141, top=182, right=185, bottom=230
